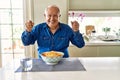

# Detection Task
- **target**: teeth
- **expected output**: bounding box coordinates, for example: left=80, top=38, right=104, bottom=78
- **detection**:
left=50, top=21, right=54, bottom=24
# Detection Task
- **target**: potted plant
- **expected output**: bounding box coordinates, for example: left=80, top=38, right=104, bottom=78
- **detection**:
left=102, top=27, right=111, bottom=38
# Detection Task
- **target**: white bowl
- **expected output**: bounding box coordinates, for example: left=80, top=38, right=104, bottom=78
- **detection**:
left=40, top=51, right=64, bottom=65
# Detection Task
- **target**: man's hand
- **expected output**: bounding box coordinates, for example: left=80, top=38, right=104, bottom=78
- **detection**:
left=25, top=20, right=34, bottom=32
left=71, top=21, right=79, bottom=32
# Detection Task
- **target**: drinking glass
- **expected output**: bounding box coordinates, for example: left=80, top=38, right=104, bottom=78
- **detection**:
left=20, top=58, right=33, bottom=71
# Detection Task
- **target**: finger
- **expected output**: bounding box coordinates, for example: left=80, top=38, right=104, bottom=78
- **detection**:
left=26, top=21, right=34, bottom=27
left=72, top=21, right=79, bottom=26
left=27, top=20, right=32, bottom=23
left=26, top=20, right=33, bottom=25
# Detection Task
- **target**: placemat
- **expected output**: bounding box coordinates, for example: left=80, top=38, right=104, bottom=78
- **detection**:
left=15, top=58, right=86, bottom=72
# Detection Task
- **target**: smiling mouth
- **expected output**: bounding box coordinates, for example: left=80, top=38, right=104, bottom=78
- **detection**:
left=50, top=21, right=56, bottom=24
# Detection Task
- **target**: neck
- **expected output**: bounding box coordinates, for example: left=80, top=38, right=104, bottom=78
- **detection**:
left=49, top=26, right=59, bottom=34
left=50, top=25, right=59, bottom=29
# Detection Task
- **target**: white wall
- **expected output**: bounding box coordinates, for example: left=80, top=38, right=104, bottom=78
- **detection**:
left=33, top=0, right=69, bottom=24
left=33, top=0, right=120, bottom=25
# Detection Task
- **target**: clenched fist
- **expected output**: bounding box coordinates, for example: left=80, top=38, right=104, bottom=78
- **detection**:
left=71, top=21, right=79, bottom=32
left=25, top=20, right=34, bottom=32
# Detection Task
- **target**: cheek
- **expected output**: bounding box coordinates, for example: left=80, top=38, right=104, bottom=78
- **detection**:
left=45, top=17, right=49, bottom=20
left=45, top=18, right=50, bottom=23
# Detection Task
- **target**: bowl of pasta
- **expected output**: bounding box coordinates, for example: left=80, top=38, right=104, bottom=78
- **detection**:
left=40, top=51, right=64, bottom=65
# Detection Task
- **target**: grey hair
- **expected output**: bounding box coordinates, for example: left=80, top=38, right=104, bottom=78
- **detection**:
left=44, top=5, right=60, bottom=15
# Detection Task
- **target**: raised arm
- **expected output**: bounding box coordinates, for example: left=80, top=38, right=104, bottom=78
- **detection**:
left=70, top=21, right=85, bottom=48
left=21, top=20, right=36, bottom=46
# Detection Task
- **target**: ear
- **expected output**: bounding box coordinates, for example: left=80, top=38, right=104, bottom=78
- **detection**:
left=59, top=14, right=61, bottom=17
left=71, top=21, right=73, bottom=25
left=44, top=14, right=46, bottom=17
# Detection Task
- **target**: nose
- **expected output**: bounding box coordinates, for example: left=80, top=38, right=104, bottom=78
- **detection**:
left=50, top=16, right=56, bottom=21
left=50, top=16, right=54, bottom=19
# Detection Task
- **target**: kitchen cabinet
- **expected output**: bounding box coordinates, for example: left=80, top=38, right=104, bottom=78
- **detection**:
left=68, top=44, right=120, bottom=57
left=68, top=46, right=98, bottom=57
left=99, top=46, right=120, bottom=57
left=69, top=0, right=120, bottom=10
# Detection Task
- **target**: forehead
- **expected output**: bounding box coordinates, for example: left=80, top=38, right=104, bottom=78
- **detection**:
left=46, top=7, right=59, bottom=15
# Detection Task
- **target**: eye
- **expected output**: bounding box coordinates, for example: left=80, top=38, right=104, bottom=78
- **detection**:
left=46, top=15, right=51, bottom=18
left=46, top=15, right=59, bottom=18
left=53, top=15, right=58, bottom=18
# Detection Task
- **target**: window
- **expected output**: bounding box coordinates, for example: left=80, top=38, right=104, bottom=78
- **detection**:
left=0, top=0, right=25, bottom=66
left=68, top=11, right=120, bottom=38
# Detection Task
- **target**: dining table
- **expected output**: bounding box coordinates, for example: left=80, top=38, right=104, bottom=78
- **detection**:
left=0, top=57, right=120, bottom=80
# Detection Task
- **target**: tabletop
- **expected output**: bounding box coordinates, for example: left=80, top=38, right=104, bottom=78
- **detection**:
left=0, top=57, right=120, bottom=80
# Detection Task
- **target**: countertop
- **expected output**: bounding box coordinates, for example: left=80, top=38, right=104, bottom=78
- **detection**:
left=84, top=35, right=120, bottom=46
left=0, top=57, right=120, bottom=80
left=85, top=40, right=120, bottom=46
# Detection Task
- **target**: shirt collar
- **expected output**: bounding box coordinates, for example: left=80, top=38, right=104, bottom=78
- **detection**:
left=43, top=22, right=62, bottom=30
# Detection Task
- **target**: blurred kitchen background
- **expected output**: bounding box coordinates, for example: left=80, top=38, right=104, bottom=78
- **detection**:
left=1, top=0, right=120, bottom=67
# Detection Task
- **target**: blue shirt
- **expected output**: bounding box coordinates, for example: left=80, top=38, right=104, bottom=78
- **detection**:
left=21, top=22, right=85, bottom=58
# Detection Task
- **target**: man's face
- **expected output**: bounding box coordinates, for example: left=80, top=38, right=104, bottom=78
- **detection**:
left=44, top=7, right=60, bottom=28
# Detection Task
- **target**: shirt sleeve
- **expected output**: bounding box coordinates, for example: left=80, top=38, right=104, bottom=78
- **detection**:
left=70, top=30, right=85, bottom=48
left=21, top=29, right=37, bottom=46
